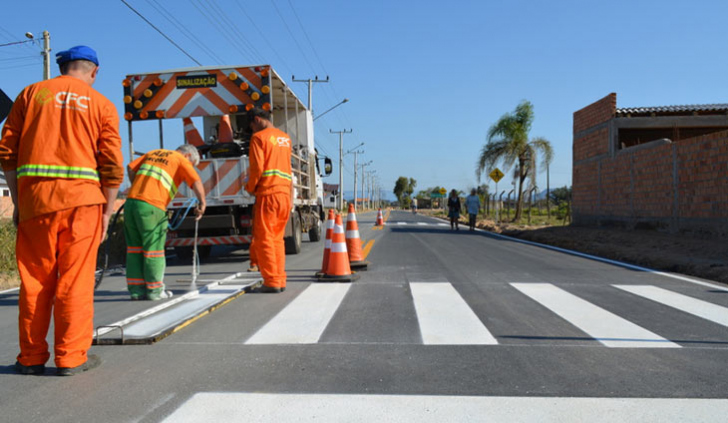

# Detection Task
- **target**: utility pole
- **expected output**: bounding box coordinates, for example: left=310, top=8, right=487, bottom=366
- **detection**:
left=361, top=161, right=372, bottom=210
left=292, top=75, right=329, bottom=115
left=330, top=128, right=353, bottom=210
left=42, top=30, right=51, bottom=80
left=346, top=145, right=364, bottom=211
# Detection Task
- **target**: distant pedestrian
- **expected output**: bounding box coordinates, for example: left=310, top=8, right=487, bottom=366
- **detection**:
left=412, top=197, right=418, bottom=214
left=447, top=189, right=461, bottom=230
left=0, top=45, right=123, bottom=376
left=465, top=188, right=481, bottom=231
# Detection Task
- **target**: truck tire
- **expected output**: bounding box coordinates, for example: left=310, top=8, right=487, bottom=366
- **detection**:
left=174, top=245, right=211, bottom=261
left=308, top=219, right=321, bottom=242
left=284, top=213, right=302, bottom=255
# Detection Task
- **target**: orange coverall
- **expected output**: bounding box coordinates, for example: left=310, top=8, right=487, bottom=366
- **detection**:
left=245, top=127, right=292, bottom=289
left=0, top=75, right=123, bottom=369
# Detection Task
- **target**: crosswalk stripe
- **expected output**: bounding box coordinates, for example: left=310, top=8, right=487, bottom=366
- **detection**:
left=163, top=393, right=728, bottom=422
left=511, top=283, right=680, bottom=348
left=615, top=285, right=728, bottom=327
left=245, top=284, right=350, bottom=344
left=410, top=283, right=498, bottom=345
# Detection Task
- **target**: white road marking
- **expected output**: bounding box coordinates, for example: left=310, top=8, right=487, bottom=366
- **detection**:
left=245, top=284, right=350, bottom=344
left=162, top=393, right=728, bottom=423
left=615, top=285, right=728, bottom=327
left=511, top=283, right=679, bottom=348
left=410, top=282, right=498, bottom=345
left=417, top=213, right=728, bottom=291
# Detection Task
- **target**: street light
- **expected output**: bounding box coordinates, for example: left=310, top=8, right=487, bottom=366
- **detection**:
left=314, top=98, right=349, bottom=121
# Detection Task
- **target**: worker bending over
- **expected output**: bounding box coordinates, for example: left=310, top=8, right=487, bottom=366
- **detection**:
left=0, top=46, right=123, bottom=376
left=245, top=108, right=292, bottom=293
left=125, top=145, right=206, bottom=300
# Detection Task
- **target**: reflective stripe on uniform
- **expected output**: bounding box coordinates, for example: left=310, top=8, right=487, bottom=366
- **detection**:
left=146, top=281, right=164, bottom=289
left=261, top=169, right=292, bottom=181
left=143, top=250, right=165, bottom=258
left=127, top=278, right=145, bottom=285
left=137, top=163, right=178, bottom=199
left=17, top=164, right=100, bottom=181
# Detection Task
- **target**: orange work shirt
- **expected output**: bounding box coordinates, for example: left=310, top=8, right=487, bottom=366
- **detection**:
left=127, top=149, right=200, bottom=211
left=245, top=127, right=292, bottom=197
left=0, top=75, right=124, bottom=222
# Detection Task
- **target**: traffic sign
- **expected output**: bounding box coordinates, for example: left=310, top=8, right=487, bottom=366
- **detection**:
left=489, top=168, right=504, bottom=183
left=430, top=192, right=444, bottom=198
left=439, top=188, right=447, bottom=195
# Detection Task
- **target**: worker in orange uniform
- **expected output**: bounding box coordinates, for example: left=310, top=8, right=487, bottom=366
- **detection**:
left=125, top=145, right=206, bottom=300
left=245, top=107, right=292, bottom=293
left=0, top=46, right=123, bottom=376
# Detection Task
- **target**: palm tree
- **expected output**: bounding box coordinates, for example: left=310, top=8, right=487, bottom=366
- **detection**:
left=476, top=100, right=553, bottom=222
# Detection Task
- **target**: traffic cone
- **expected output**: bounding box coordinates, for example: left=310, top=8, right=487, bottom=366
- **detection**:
left=219, top=114, right=234, bottom=143
left=318, top=214, right=360, bottom=282
left=345, top=204, right=369, bottom=270
left=375, top=208, right=384, bottom=226
left=183, top=118, right=205, bottom=146
left=315, top=209, right=335, bottom=278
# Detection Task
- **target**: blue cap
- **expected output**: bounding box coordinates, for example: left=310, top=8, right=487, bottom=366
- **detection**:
left=55, top=45, right=99, bottom=66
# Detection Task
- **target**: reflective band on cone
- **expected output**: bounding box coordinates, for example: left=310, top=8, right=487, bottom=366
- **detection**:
left=315, top=209, right=336, bottom=278
left=183, top=117, right=204, bottom=147
left=318, top=214, right=360, bottom=282
left=346, top=203, right=369, bottom=270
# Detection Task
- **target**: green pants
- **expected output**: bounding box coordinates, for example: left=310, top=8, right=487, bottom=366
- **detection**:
left=124, top=199, right=168, bottom=300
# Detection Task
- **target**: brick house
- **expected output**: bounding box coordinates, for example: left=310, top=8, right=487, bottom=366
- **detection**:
left=572, top=93, right=728, bottom=235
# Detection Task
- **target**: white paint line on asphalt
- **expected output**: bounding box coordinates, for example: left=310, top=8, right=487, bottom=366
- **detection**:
left=410, top=282, right=498, bottom=345
left=416, top=222, right=428, bottom=225
left=245, top=284, right=351, bottom=344
left=396, top=221, right=407, bottom=225
left=615, top=285, right=728, bottom=327
left=161, top=393, right=728, bottom=423
left=417, top=213, right=728, bottom=291
left=0, top=287, right=19, bottom=295
left=95, top=272, right=257, bottom=338
left=511, top=283, right=680, bottom=348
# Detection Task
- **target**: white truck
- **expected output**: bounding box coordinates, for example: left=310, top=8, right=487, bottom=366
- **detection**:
left=122, top=65, right=332, bottom=258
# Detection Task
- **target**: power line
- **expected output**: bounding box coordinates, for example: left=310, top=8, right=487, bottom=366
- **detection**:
left=206, top=0, right=265, bottom=63
left=146, top=0, right=224, bottom=64
left=120, top=0, right=202, bottom=65
left=269, top=0, right=317, bottom=75
left=233, top=0, right=294, bottom=75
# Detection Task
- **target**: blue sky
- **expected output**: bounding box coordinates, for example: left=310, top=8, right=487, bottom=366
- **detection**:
left=1, top=0, right=726, bottom=200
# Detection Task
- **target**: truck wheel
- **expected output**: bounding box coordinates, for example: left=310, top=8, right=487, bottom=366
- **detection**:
left=284, top=213, right=302, bottom=255
left=308, top=219, right=321, bottom=242
left=174, top=245, right=211, bottom=261
left=174, top=246, right=193, bottom=261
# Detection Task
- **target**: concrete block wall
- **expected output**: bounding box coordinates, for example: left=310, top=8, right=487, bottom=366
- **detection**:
left=573, top=94, right=728, bottom=235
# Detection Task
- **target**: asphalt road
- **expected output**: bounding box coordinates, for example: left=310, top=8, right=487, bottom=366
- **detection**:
left=1, top=210, right=728, bottom=422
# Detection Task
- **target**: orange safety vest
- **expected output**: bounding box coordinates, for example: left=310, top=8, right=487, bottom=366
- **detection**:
left=127, top=149, right=201, bottom=211
left=0, top=75, right=124, bottom=221
left=245, top=127, right=292, bottom=197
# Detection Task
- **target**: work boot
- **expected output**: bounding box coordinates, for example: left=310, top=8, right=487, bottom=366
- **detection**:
left=247, top=264, right=259, bottom=272
left=56, top=355, right=101, bottom=376
left=256, top=285, right=285, bottom=294
left=148, top=290, right=174, bottom=301
left=130, top=294, right=146, bottom=301
left=14, top=361, right=45, bottom=376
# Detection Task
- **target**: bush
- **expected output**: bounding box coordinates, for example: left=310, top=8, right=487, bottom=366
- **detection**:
left=0, top=219, right=17, bottom=273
